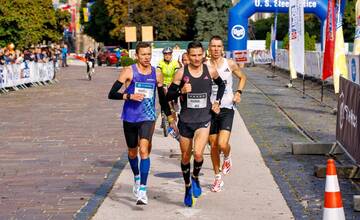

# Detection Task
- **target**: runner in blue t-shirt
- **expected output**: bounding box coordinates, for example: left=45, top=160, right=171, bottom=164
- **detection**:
left=108, top=42, right=177, bottom=205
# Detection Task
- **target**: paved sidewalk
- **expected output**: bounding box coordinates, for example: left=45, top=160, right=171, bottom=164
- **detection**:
left=92, top=110, right=293, bottom=220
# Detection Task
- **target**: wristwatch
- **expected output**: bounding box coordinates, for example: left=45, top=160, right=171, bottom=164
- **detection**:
left=126, top=94, right=131, bottom=100
left=214, top=100, right=221, bottom=105
left=236, top=89, right=243, bottom=95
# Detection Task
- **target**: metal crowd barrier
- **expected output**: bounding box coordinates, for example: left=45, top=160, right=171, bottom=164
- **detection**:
left=275, top=49, right=360, bottom=85
left=0, top=61, right=57, bottom=91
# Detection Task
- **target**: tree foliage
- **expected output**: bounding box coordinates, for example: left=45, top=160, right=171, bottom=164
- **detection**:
left=265, top=32, right=271, bottom=49
left=193, top=0, right=232, bottom=41
left=104, top=0, right=189, bottom=41
left=343, top=0, right=355, bottom=42
left=253, top=14, right=321, bottom=42
left=81, top=0, right=117, bottom=45
left=282, top=32, right=316, bottom=51
left=0, top=0, right=69, bottom=48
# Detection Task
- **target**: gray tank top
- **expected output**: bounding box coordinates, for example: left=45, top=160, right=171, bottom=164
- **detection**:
left=179, top=64, right=212, bottom=123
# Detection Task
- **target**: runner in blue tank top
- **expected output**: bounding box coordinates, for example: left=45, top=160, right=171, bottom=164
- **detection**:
left=108, top=42, right=177, bottom=205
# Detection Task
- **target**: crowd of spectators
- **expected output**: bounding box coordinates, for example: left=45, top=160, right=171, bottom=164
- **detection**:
left=0, top=43, right=69, bottom=67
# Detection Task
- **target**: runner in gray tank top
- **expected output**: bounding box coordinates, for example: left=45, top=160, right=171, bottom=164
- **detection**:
left=167, top=41, right=225, bottom=207
left=207, top=36, right=247, bottom=192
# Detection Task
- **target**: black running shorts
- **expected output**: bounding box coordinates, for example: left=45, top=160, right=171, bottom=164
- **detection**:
left=123, top=121, right=155, bottom=148
left=210, top=108, right=234, bottom=135
left=178, top=120, right=211, bottom=138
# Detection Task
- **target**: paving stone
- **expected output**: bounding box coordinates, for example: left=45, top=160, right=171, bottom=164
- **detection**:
left=0, top=66, right=125, bottom=219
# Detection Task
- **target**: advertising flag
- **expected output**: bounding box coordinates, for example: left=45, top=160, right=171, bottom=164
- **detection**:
left=289, top=0, right=305, bottom=78
left=270, top=13, right=278, bottom=61
left=83, top=8, right=89, bottom=22
left=333, top=0, right=348, bottom=93
left=353, top=0, right=360, bottom=55
left=322, top=0, right=336, bottom=80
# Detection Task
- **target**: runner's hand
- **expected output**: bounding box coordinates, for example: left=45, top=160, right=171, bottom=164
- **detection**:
left=211, top=102, right=220, bottom=114
left=169, top=120, right=178, bottom=134
left=131, top=93, right=145, bottom=102
left=233, top=92, right=241, bottom=104
left=181, top=83, right=192, bottom=94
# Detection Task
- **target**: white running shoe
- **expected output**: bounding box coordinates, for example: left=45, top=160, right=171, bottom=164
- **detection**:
left=210, top=176, right=224, bottom=192
left=133, top=176, right=140, bottom=198
left=136, top=186, right=148, bottom=205
left=222, top=157, right=232, bottom=175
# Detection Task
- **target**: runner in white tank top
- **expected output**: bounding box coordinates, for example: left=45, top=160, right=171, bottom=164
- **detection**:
left=208, top=58, right=234, bottom=109
left=207, top=36, right=247, bottom=193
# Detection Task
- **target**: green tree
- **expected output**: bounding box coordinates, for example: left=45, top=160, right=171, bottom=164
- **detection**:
left=105, top=0, right=189, bottom=41
left=282, top=32, right=316, bottom=51
left=304, top=32, right=316, bottom=51
left=343, top=0, right=355, bottom=42
left=253, top=16, right=272, bottom=40
left=253, top=14, right=320, bottom=42
left=81, top=0, right=116, bottom=45
left=55, top=9, right=71, bottom=38
left=265, top=32, right=271, bottom=49
left=0, top=0, right=67, bottom=48
left=193, top=0, right=232, bottom=41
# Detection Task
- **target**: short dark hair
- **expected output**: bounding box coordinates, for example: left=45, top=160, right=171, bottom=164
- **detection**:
left=136, top=42, right=151, bottom=54
left=187, top=41, right=203, bottom=53
left=209, top=35, right=223, bottom=44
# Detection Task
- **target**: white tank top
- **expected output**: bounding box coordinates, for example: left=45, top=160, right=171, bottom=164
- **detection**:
left=208, top=58, right=234, bottom=109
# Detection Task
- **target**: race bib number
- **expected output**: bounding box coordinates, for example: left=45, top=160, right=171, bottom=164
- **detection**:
left=134, top=82, right=155, bottom=99
left=187, top=93, right=207, bottom=109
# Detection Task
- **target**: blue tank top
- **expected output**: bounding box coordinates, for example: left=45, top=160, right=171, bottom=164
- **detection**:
left=121, top=64, right=157, bottom=122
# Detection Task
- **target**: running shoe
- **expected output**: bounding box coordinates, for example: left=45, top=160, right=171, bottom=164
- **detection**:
left=184, top=185, right=195, bottom=207
left=222, top=157, right=232, bottom=175
left=136, top=186, right=148, bottom=205
left=191, top=176, right=202, bottom=198
left=210, top=176, right=224, bottom=192
left=133, top=176, right=140, bottom=198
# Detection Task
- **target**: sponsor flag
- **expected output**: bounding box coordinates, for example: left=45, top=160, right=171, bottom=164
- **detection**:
left=333, top=0, right=348, bottom=93
left=322, top=0, right=336, bottom=80
left=354, top=0, right=360, bottom=55
left=289, top=0, right=305, bottom=78
left=270, top=13, right=278, bottom=61
left=83, top=8, right=89, bottom=22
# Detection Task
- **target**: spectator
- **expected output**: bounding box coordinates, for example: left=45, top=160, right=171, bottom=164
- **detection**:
left=115, top=47, right=122, bottom=68
left=0, top=49, right=5, bottom=65
left=61, top=44, right=69, bottom=67
left=173, top=44, right=180, bottom=50
left=4, top=49, right=13, bottom=64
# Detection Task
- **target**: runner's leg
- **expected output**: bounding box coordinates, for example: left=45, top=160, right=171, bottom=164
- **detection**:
left=192, top=126, right=210, bottom=197
left=209, top=134, right=220, bottom=175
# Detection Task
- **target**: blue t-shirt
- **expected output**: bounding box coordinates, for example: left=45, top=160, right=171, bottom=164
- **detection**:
left=61, top=48, right=68, bottom=57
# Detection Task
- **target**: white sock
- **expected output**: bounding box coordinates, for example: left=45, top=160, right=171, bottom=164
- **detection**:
left=134, top=175, right=140, bottom=183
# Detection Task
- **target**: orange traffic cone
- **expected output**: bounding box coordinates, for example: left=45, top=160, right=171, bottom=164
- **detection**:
left=323, top=159, right=345, bottom=220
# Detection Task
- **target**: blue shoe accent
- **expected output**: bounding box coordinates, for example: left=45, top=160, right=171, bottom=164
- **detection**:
left=184, top=186, right=194, bottom=207
left=192, top=176, right=202, bottom=198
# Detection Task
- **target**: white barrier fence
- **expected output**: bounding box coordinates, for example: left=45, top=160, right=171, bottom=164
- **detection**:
left=0, top=61, right=55, bottom=89
left=274, top=49, right=360, bottom=85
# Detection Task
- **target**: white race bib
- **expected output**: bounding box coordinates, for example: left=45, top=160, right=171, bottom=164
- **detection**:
left=187, top=93, right=207, bottom=109
left=134, top=82, right=155, bottom=99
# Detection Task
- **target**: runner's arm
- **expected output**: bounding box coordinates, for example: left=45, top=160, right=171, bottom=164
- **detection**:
left=156, top=69, right=172, bottom=117
left=208, top=65, right=225, bottom=102
left=229, top=59, right=246, bottom=92
left=108, top=67, right=131, bottom=100
left=166, top=68, right=184, bottom=101
left=228, top=59, right=246, bottom=103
